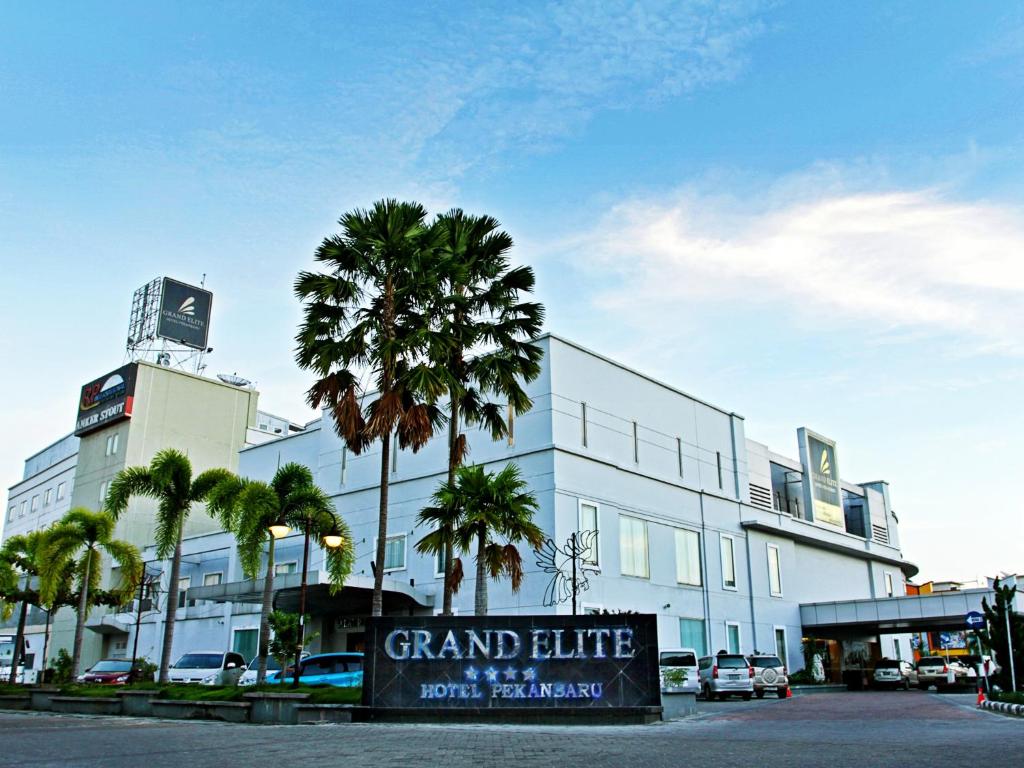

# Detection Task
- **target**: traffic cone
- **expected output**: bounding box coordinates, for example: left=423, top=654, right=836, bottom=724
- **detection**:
left=976, top=688, right=985, bottom=706
left=786, top=687, right=793, bottom=699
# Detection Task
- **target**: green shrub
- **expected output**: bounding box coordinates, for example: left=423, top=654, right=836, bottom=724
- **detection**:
left=49, top=649, right=74, bottom=684
left=991, top=690, right=1024, bottom=705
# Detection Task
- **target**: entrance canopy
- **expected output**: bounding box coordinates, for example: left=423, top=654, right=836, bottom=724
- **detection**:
left=800, top=588, right=1018, bottom=639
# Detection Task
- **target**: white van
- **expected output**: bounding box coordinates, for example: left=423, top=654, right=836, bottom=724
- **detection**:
left=659, top=648, right=700, bottom=694
left=166, top=651, right=247, bottom=685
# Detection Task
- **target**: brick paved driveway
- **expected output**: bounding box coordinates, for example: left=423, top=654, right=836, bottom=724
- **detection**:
left=1, top=690, right=1019, bottom=768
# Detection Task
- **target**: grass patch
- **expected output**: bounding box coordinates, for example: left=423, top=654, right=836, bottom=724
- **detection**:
left=0, top=681, right=361, bottom=704
left=0, top=684, right=29, bottom=697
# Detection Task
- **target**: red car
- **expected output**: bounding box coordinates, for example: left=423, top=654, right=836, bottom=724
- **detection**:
left=76, top=658, right=133, bottom=685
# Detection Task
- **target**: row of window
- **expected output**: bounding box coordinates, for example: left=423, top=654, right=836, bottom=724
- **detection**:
left=6, top=481, right=68, bottom=522
left=677, top=618, right=789, bottom=663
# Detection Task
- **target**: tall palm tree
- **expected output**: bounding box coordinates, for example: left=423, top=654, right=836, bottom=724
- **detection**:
left=0, top=530, right=52, bottom=684
left=295, top=199, right=448, bottom=617
left=106, top=448, right=233, bottom=683
left=429, top=209, right=545, bottom=614
left=42, top=508, right=143, bottom=677
left=419, top=463, right=543, bottom=616
left=207, top=463, right=353, bottom=684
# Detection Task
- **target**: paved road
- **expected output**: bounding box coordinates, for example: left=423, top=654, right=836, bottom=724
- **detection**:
left=1, top=691, right=1020, bottom=768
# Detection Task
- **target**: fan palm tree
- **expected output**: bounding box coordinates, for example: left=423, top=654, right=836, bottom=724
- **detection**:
left=295, top=199, right=448, bottom=617
left=0, top=530, right=53, bottom=684
left=206, top=463, right=354, bottom=684
left=42, top=508, right=143, bottom=677
left=106, top=448, right=234, bottom=683
left=429, top=209, right=545, bottom=614
left=419, top=463, right=543, bottom=616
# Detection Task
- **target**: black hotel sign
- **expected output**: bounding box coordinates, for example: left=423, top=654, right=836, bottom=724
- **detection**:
left=362, top=614, right=660, bottom=709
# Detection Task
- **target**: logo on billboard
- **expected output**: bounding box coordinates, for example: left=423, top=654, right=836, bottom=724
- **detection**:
left=75, top=364, right=138, bottom=436
left=156, top=278, right=212, bottom=350
left=819, top=449, right=831, bottom=475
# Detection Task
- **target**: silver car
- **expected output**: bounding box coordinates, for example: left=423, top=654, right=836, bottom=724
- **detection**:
left=659, top=648, right=700, bottom=695
left=698, top=654, right=754, bottom=700
left=748, top=654, right=790, bottom=698
left=916, top=656, right=971, bottom=690
left=872, top=658, right=917, bottom=690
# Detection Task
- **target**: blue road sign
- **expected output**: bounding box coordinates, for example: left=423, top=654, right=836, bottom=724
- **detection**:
left=965, top=611, right=985, bottom=629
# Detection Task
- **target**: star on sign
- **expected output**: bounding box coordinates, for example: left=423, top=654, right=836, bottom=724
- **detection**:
left=464, top=666, right=479, bottom=682
left=523, top=668, right=536, bottom=682
left=484, top=667, right=499, bottom=683
left=503, top=666, right=517, bottom=681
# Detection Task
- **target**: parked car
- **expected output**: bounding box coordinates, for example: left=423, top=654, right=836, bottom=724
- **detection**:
left=748, top=654, right=789, bottom=698
left=239, top=653, right=309, bottom=686
left=166, top=651, right=247, bottom=685
left=960, top=654, right=1000, bottom=681
left=698, top=653, right=754, bottom=701
left=916, top=656, right=971, bottom=690
left=659, top=648, right=699, bottom=694
left=268, top=652, right=364, bottom=687
left=75, top=658, right=134, bottom=685
left=871, top=658, right=917, bottom=690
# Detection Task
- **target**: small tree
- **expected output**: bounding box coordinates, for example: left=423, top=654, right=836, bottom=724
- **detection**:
left=43, top=508, right=143, bottom=677
left=268, top=610, right=318, bottom=683
left=0, top=531, right=54, bottom=684
left=979, top=579, right=1024, bottom=690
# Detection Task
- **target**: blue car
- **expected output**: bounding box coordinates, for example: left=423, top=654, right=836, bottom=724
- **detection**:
left=267, top=652, right=363, bottom=687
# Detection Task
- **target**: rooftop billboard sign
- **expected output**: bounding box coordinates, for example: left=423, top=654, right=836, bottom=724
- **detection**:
left=156, top=277, right=212, bottom=350
left=74, top=363, right=138, bottom=436
left=798, top=427, right=844, bottom=528
left=362, top=614, right=660, bottom=711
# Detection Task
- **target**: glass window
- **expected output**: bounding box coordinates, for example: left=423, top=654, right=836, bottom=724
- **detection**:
left=578, top=501, right=599, bottom=567
left=99, top=480, right=109, bottom=505
left=679, top=618, right=707, bottom=656
left=884, top=572, right=895, bottom=597
left=19, top=501, right=26, bottom=517
left=275, top=562, right=297, bottom=576
left=6, top=507, right=13, bottom=522
left=383, top=535, right=406, bottom=571
left=339, top=448, right=348, bottom=485
left=43, top=489, right=52, bottom=506
left=56, top=482, right=66, bottom=500
left=774, top=628, right=788, bottom=668
left=30, top=495, right=39, bottom=512
left=105, top=433, right=120, bottom=456
left=174, top=653, right=223, bottom=669
left=203, top=572, right=222, bottom=587
left=619, top=515, right=649, bottom=578
left=177, top=577, right=190, bottom=609
left=233, top=630, right=259, bottom=662
left=720, top=535, right=736, bottom=589
left=674, top=529, right=701, bottom=586
left=716, top=451, right=723, bottom=489
left=767, top=544, right=783, bottom=597
left=726, top=623, right=741, bottom=654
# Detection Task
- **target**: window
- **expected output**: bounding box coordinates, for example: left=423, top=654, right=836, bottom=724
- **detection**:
left=720, top=534, right=736, bottom=589
left=340, top=448, right=348, bottom=486
left=43, top=489, right=52, bottom=506
left=382, top=534, right=406, bottom=572
left=632, top=421, right=639, bottom=463
left=433, top=545, right=445, bottom=579
left=177, top=577, right=191, bottom=609
left=275, top=561, right=297, bottom=576
left=30, top=495, right=39, bottom=513
left=582, top=604, right=603, bottom=615
left=56, top=482, right=66, bottom=501
left=676, top=437, right=684, bottom=478
left=894, top=638, right=902, bottom=661
left=581, top=402, right=588, bottom=447
left=6, top=507, right=13, bottom=522
left=232, top=628, right=258, bottom=663
left=716, top=451, right=723, bottom=489
left=390, top=432, right=398, bottom=474
left=19, top=501, right=26, bottom=517
left=679, top=618, right=707, bottom=656
left=99, top=480, right=109, bottom=505
left=884, top=571, right=895, bottom=597
left=507, top=403, right=515, bottom=447
left=726, top=622, right=741, bottom=654
left=203, top=572, right=223, bottom=587
left=674, top=529, right=701, bottom=586
left=774, top=627, right=788, bottom=668
left=619, top=515, right=649, bottom=578
left=105, top=433, right=120, bottom=456
left=578, top=500, right=600, bottom=567
left=767, top=543, right=783, bottom=597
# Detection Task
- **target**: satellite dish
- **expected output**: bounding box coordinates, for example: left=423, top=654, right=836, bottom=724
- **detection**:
left=217, top=373, right=251, bottom=387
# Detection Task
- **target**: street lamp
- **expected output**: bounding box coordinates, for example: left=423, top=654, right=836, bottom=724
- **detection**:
left=322, top=524, right=345, bottom=550
left=292, top=512, right=344, bottom=688
left=268, top=516, right=291, bottom=540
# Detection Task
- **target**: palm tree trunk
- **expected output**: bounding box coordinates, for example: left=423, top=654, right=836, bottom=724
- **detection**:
left=7, top=575, right=29, bottom=685
left=474, top=528, right=488, bottom=616
left=41, top=608, right=52, bottom=682
left=443, top=392, right=459, bottom=615
left=158, top=523, right=184, bottom=684
left=257, top=535, right=275, bottom=685
left=372, top=435, right=390, bottom=617
left=70, top=549, right=93, bottom=678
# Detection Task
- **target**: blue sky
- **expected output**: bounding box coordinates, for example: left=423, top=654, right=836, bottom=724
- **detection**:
left=2, top=1, right=1022, bottom=582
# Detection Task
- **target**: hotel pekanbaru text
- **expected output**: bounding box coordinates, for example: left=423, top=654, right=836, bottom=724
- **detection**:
left=384, top=626, right=637, bottom=701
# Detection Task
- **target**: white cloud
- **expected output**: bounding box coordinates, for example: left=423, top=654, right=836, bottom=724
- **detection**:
left=570, top=178, right=1024, bottom=354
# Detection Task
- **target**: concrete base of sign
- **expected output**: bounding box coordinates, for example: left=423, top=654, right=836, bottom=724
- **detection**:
left=357, top=706, right=663, bottom=725
left=660, top=692, right=697, bottom=720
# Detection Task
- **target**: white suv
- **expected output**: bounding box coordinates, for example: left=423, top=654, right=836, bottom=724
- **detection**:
left=748, top=654, right=789, bottom=698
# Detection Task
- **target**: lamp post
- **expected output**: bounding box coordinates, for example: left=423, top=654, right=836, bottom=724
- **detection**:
left=292, top=516, right=344, bottom=688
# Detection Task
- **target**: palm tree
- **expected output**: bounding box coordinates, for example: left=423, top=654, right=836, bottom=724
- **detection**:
left=0, top=530, right=52, bottom=684
left=429, top=209, right=545, bottom=614
left=419, top=463, right=543, bottom=616
left=207, top=463, right=353, bottom=685
left=42, top=508, right=143, bottom=677
left=106, top=448, right=234, bottom=683
left=295, top=199, right=448, bottom=617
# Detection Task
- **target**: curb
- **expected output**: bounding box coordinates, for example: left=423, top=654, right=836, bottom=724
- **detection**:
left=980, top=699, right=1024, bottom=718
